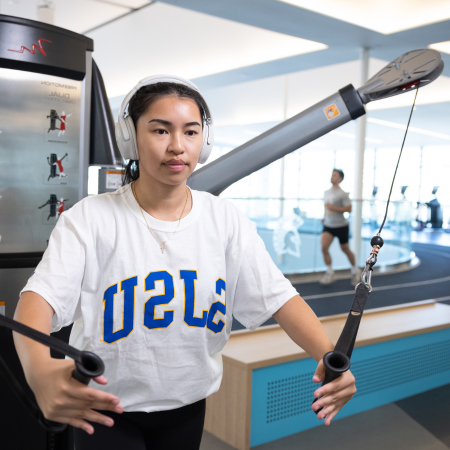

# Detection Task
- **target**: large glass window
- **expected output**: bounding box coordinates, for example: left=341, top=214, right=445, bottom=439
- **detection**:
left=205, top=137, right=448, bottom=230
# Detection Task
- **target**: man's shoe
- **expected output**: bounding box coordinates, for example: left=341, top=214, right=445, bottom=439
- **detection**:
left=320, top=271, right=336, bottom=285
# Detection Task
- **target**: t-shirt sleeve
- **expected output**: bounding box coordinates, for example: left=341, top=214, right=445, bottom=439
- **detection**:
left=19, top=213, right=86, bottom=332
left=232, top=226, right=299, bottom=331
left=342, top=191, right=351, bottom=206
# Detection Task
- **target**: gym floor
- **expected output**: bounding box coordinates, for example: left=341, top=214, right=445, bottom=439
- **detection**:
left=214, top=234, right=450, bottom=449
left=233, top=240, right=450, bottom=330
left=201, top=383, right=450, bottom=450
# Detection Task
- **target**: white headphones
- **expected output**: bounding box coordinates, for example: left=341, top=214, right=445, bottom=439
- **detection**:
left=115, top=74, right=214, bottom=164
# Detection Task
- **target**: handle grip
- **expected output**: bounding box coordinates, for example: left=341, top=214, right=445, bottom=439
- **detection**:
left=39, top=352, right=105, bottom=433
left=312, top=351, right=351, bottom=415
left=72, top=351, right=105, bottom=385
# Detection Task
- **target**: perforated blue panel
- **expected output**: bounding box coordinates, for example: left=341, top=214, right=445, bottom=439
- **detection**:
left=251, top=328, right=450, bottom=447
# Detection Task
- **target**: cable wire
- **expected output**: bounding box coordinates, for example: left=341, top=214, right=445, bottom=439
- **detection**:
left=378, top=88, right=419, bottom=234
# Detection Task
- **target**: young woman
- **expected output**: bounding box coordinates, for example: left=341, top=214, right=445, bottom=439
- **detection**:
left=13, top=76, right=356, bottom=450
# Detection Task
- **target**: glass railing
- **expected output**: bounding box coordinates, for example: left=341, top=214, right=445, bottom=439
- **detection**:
left=224, top=197, right=413, bottom=274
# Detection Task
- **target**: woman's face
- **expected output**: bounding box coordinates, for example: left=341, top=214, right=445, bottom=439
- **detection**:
left=135, top=95, right=203, bottom=186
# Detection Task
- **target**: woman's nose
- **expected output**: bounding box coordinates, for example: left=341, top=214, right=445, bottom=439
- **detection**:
left=169, top=132, right=184, bottom=152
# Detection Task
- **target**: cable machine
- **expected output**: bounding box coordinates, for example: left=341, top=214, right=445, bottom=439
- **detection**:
left=0, top=23, right=444, bottom=449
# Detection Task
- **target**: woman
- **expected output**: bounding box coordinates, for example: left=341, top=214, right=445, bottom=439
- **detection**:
left=13, top=76, right=356, bottom=450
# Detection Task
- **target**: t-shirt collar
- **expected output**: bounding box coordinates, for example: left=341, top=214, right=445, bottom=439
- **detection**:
left=119, top=183, right=201, bottom=232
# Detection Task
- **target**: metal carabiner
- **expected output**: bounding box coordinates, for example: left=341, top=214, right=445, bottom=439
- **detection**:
left=358, top=244, right=380, bottom=291
left=366, top=252, right=377, bottom=266
left=360, top=266, right=372, bottom=289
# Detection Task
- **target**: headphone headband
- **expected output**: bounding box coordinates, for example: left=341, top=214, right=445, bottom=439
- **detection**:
left=117, top=75, right=205, bottom=141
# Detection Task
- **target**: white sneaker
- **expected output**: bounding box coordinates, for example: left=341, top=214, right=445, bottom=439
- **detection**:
left=320, top=271, right=336, bottom=285
left=350, top=270, right=361, bottom=286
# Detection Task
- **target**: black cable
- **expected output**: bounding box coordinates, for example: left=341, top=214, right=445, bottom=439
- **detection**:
left=0, top=313, right=104, bottom=432
left=378, top=88, right=419, bottom=234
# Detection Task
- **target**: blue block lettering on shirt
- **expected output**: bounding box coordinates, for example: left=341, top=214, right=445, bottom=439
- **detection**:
left=181, top=270, right=208, bottom=328
left=103, top=276, right=137, bottom=344
left=207, top=278, right=226, bottom=334
left=143, top=271, right=175, bottom=330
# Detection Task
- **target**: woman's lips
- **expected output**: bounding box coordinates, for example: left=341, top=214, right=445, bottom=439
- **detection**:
left=165, top=163, right=186, bottom=172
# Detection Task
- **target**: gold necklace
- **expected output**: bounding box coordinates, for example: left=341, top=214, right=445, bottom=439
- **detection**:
left=132, top=182, right=189, bottom=254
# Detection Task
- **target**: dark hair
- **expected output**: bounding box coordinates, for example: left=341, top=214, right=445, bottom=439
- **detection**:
left=121, top=82, right=210, bottom=186
left=333, top=168, right=344, bottom=180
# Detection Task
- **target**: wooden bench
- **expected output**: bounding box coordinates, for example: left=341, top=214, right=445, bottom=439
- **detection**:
left=205, top=300, right=450, bottom=449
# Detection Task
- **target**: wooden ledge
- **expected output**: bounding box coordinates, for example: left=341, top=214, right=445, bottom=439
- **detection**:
left=224, top=301, right=450, bottom=370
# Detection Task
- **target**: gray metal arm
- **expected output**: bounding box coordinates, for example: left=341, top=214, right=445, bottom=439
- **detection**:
left=188, top=49, right=443, bottom=195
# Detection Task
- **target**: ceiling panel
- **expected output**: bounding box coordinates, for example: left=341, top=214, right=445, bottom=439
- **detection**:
left=87, top=2, right=327, bottom=98
left=276, top=0, right=450, bottom=34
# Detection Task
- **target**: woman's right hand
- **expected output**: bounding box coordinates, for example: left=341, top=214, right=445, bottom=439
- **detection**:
left=27, top=358, right=123, bottom=435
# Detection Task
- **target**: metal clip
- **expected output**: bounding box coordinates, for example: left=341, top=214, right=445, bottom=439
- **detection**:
left=360, top=265, right=372, bottom=288
left=359, top=247, right=379, bottom=291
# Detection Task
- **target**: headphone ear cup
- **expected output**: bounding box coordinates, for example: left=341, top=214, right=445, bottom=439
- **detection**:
left=198, top=122, right=214, bottom=164
left=124, top=117, right=139, bottom=160
left=115, top=117, right=139, bottom=161
left=115, top=122, right=127, bottom=160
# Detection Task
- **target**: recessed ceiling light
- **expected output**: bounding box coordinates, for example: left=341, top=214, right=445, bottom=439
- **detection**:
left=429, top=40, right=450, bottom=55
left=277, top=0, right=450, bottom=34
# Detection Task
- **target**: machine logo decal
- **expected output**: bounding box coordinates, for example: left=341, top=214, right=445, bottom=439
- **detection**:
left=8, top=38, right=52, bottom=57
left=324, top=104, right=340, bottom=120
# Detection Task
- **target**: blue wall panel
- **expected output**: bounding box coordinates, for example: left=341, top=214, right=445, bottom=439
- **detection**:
left=250, top=328, right=450, bottom=447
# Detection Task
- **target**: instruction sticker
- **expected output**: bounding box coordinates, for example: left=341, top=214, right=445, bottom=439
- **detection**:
left=0, top=301, right=5, bottom=316
left=324, top=104, right=340, bottom=120
left=106, top=170, right=124, bottom=190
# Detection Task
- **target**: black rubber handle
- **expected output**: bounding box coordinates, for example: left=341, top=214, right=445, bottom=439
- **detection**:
left=40, top=352, right=105, bottom=433
left=72, top=351, right=105, bottom=385
left=312, top=351, right=351, bottom=415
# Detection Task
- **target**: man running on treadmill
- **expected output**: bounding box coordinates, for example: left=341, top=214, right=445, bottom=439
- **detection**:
left=320, top=169, right=360, bottom=285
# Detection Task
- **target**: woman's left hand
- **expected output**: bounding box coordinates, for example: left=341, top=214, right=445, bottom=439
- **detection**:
left=311, top=359, right=356, bottom=426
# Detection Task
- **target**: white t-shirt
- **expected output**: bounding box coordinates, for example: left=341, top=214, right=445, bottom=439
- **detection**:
left=21, top=185, right=298, bottom=412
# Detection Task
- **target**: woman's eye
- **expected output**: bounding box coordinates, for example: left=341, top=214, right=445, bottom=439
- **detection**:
left=155, top=129, right=167, bottom=135
left=186, top=130, right=197, bottom=136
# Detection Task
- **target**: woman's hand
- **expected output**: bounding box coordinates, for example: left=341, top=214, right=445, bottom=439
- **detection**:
left=28, top=358, right=123, bottom=435
left=311, top=359, right=356, bottom=426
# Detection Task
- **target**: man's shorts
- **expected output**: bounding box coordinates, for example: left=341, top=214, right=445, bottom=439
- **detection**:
left=323, top=225, right=349, bottom=245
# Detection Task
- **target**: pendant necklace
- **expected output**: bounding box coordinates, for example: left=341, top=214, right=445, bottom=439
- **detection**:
left=132, top=182, right=189, bottom=254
